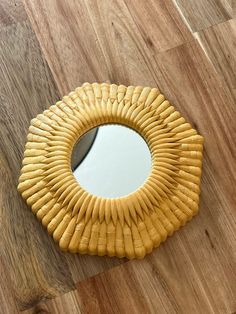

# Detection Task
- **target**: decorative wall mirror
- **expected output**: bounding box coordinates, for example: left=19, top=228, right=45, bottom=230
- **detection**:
left=18, top=83, right=204, bottom=259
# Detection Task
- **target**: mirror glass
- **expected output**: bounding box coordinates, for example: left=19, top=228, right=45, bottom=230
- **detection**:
left=72, top=125, right=152, bottom=198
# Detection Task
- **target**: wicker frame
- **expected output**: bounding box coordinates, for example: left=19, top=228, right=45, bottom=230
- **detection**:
left=18, top=83, right=204, bottom=259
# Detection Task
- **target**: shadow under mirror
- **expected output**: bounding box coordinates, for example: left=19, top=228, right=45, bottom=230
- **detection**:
left=72, top=125, right=152, bottom=198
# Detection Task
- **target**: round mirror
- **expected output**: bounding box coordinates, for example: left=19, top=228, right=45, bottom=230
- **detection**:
left=72, top=125, right=152, bottom=198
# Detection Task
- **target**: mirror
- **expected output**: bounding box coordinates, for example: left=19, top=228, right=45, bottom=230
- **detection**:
left=18, top=82, right=204, bottom=258
left=72, top=125, right=152, bottom=198
left=71, top=128, right=98, bottom=169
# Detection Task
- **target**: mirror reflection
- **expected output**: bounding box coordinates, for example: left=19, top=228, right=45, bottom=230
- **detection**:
left=72, top=125, right=152, bottom=198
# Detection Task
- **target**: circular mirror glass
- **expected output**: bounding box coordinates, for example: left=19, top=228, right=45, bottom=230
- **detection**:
left=72, top=125, right=152, bottom=198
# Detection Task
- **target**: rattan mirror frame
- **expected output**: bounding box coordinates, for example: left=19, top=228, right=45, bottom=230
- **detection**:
left=18, top=83, right=204, bottom=259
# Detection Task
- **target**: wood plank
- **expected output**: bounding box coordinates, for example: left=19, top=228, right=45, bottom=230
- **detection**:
left=0, top=18, right=121, bottom=312
left=2, top=0, right=236, bottom=312
left=82, top=0, right=159, bottom=86
left=22, top=254, right=214, bottom=314
left=0, top=20, right=76, bottom=311
left=24, top=38, right=236, bottom=313
left=23, top=292, right=82, bottom=314
left=0, top=258, right=19, bottom=314
left=173, top=0, right=232, bottom=32
left=23, top=0, right=110, bottom=95
left=23, top=0, right=169, bottom=92
left=195, top=19, right=236, bottom=91
left=124, top=0, right=192, bottom=53
left=24, top=226, right=236, bottom=314
left=153, top=39, right=236, bottom=215
left=152, top=40, right=236, bottom=312
left=0, top=0, right=27, bottom=27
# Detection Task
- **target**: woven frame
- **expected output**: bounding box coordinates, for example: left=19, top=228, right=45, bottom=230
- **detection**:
left=18, top=83, right=204, bottom=259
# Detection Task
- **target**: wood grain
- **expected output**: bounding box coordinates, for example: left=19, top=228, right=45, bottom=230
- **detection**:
left=23, top=37, right=236, bottom=314
left=0, top=20, right=72, bottom=310
left=0, top=16, right=121, bottom=313
left=173, top=0, right=233, bottom=32
left=124, top=0, right=192, bottom=53
left=0, top=0, right=27, bottom=27
left=23, top=0, right=165, bottom=92
left=152, top=40, right=236, bottom=313
left=24, top=231, right=236, bottom=314
left=0, top=258, right=19, bottom=314
left=195, top=19, right=236, bottom=91
left=23, top=292, right=82, bottom=314
left=1, top=0, right=236, bottom=312
left=23, top=0, right=110, bottom=95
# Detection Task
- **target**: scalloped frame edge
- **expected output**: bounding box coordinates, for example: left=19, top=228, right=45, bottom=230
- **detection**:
left=18, top=82, right=204, bottom=259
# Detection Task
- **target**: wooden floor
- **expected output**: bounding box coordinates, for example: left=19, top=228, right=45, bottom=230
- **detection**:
left=0, top=0, right=235, bottom=313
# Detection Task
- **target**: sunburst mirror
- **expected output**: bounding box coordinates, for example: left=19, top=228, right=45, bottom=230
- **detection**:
left=18, top=83, right=204, bottom=259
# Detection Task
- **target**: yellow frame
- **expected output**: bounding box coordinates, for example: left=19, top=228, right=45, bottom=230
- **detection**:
left=18, top=83, right=204, bottom=259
